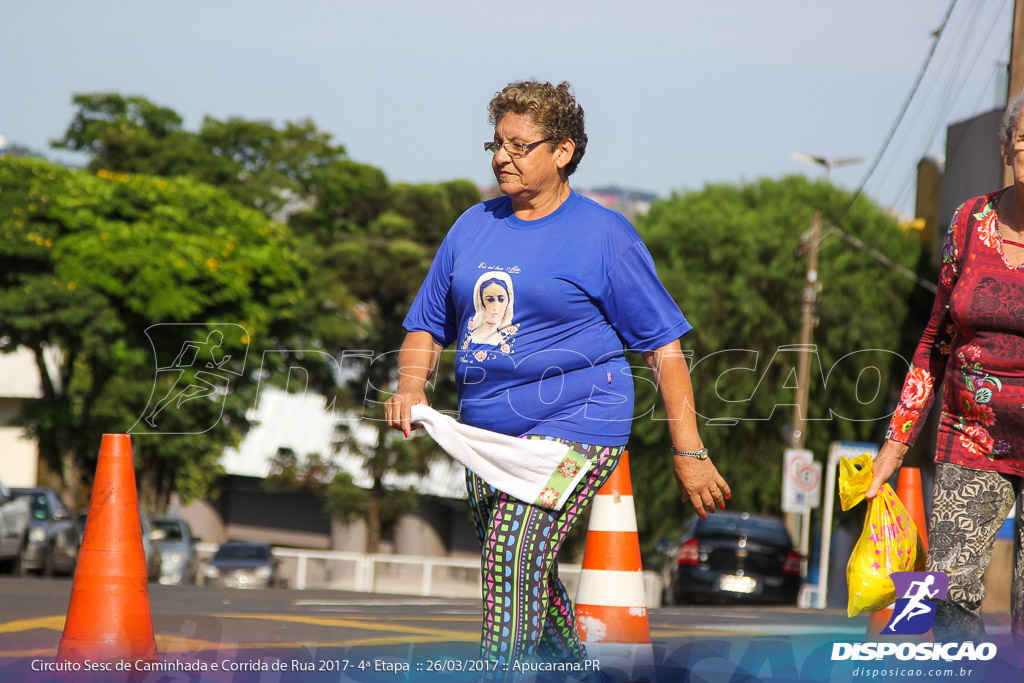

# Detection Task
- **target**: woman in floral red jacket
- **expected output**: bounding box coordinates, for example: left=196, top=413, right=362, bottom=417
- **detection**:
left=867, top=90, right=1024, bottom=642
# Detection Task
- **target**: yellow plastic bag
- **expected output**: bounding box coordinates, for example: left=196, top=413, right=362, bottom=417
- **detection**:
left=839, top=453, right=925, bottom=617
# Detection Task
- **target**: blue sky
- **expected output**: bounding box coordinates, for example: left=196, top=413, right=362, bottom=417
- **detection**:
left=1, top=1, right=1014, bottom=216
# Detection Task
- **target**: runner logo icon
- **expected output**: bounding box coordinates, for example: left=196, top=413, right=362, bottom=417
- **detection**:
left=883, top=571, right=949, bottom=635
left=130, top=323, right=249, bottom=435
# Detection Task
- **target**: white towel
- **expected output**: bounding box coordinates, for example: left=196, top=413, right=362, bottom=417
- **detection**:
left=410, top=404, right=592, bottom=511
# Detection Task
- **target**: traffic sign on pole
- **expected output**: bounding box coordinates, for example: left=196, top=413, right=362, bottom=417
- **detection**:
left=782, top=448, right=822, bottom=513
left=814, top=441, right=879, bottom=609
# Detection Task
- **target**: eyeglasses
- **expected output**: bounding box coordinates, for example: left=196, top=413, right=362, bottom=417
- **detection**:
left=484, top=138, right=554, bottom=158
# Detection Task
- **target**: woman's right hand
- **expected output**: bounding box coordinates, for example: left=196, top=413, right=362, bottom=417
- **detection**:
left=383, top=387, right=428, bottom=438
left=384, top=331, right=442, bottom=437
left=865, top=440, right=909, bottom=499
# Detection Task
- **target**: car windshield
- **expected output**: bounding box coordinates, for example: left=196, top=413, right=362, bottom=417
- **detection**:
left=15, top=492, right=50, bottom=520
left=215, top=544, right=269, bottom=561
left=153, top=520, right=184, bottom=541
left=696, top=515, right=791, bottom=546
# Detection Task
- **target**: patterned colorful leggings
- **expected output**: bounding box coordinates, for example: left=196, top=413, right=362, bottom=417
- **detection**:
left=466, top=436, right=623, bottom=674
left=927, top=462, right=1024, bottom=641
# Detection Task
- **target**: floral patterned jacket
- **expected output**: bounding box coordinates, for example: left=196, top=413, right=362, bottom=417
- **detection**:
left=886, top=190, right=1024, bottom=474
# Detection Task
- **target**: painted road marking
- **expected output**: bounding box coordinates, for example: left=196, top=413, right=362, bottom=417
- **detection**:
left=292, top=599, right=470, bottom=607
left=4, top=608, right=959, bottom=660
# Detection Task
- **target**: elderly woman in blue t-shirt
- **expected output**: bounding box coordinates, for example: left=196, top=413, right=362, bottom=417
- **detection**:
left=384, top=79, right=728, bottom=671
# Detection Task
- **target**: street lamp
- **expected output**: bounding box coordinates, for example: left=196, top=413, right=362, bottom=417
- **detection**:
left=791, top=153, right=864, bottom=183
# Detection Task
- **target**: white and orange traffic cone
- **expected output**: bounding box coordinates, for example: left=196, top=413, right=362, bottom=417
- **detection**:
left=576, top=451, right=655, bottom=681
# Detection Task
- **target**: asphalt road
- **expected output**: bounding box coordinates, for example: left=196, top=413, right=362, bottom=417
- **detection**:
left=0, top=576, right=885, bottom=656
left=0, top=578, right=1017, bottom=682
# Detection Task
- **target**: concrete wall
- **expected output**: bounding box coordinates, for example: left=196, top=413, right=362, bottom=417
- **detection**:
left=939, top=109, right=1004, bottom=257
left=393, top=497, right=479, bottom=558
left=0, top=427, right=38, bottom=488
left=0, top=347, right=43, bottom=488
left=0, top=398, right=38, bottom=487
left=938, top=109, right=1013, bottom=615
left=394, top=504, right=447, bottom=556
left=215, top=475, right=333, bottom=548
left=173, top=498, right=227, bottom=545
left=0, top=347, right=43, bottom=398
left=189, top=475, right=478, bottom=556
left=330, top=518, right=368, bottom=553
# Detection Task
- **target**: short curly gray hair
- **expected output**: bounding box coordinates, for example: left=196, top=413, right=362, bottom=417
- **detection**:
left=488, top=80, right=587, bottom=176
left=1000, top=88, right=1024, bottom=148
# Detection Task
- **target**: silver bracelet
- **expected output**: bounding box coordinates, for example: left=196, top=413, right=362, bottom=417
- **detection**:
left=672, top=446, right=709, bottom=460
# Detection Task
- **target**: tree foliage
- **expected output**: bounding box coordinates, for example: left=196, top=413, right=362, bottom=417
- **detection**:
left=53, top=93, right=346, bottom=217
left=37, top=93, right=480, bottom=552
left=630, top=176, right=923, bottom=546
left=290, top=178, right=479, bottom=551
left=0, top=156, right=307, bottom=510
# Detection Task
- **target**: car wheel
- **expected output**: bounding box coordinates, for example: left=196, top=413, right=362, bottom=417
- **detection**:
left=14, top=547, right=30, bottom=577
left=42, top=546, right=55, bottom=578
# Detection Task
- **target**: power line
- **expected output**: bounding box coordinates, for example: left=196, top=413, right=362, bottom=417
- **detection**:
left=823, top=223, right=938, bottom=293
left=868, top=1, right=978, bottom=202
left=837, top=0, right=959, bottom=222
left=891, top=43, right=1006, bottom=212
left=812, top=0, right=957, bottom=296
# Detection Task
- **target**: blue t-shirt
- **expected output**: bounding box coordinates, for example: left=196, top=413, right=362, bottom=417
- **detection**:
left=403, top=190, right=691, bottom=445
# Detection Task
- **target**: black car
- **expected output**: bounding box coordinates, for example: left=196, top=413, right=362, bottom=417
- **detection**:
left=201, top=541, right=281, bottom=589
left=662, top=511, right=802, bottom=606
left=8, top=487, right=80, bottom=576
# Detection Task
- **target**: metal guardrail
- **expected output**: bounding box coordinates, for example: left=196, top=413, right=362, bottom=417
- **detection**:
left=194, top=542, right=663, bottom=606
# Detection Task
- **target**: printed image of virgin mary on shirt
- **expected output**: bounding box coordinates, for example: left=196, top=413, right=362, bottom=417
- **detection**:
left=461, top=271, right=518, bottom=362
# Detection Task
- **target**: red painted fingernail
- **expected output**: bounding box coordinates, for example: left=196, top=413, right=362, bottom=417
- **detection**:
left=726, top=493, right=731, bottom=499
left=720, top=504, right=725, bottom=509
left=404, top=429, right=410, bottom=438
left=700, top=513, right=706, bottom=519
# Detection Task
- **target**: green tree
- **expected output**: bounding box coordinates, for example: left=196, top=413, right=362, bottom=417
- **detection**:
left=290, top=177, right=480, bottom=552
left=630, top=176, right=923, bottom=547
left=52, top=94, right=218, bottom=180
left=263, top=445, right=418, bottom=548
left=52, top=94, right=365, bottom=389
left=53, top=93, right=346, bottom=217
left=48, top=93, right=482, bottom=549
left=0, top=157, right=308, bottom=511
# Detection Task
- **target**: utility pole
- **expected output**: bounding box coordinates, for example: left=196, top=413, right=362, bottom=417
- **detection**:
left=1010, top=0, right=1024, bottom=99
left=787, top=154, right=862, bottom=585
left=786, top=209, right=821, bottom=575
left=1005, top=0, right=1024, bottom=187
left=790, top=210, right=821, bottom=451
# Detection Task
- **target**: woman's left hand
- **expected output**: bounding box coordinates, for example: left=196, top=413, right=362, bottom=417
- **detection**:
left=673, top=456, right=730, bottom=518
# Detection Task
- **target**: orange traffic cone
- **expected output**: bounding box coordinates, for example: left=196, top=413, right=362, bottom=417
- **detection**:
left=896, top=468, right=928, bottom=553
left=867, top=467, right=930, bottom=639
left=58, top=434, right=158, bottom=664
left=575, top=452, right=654, bottom=680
